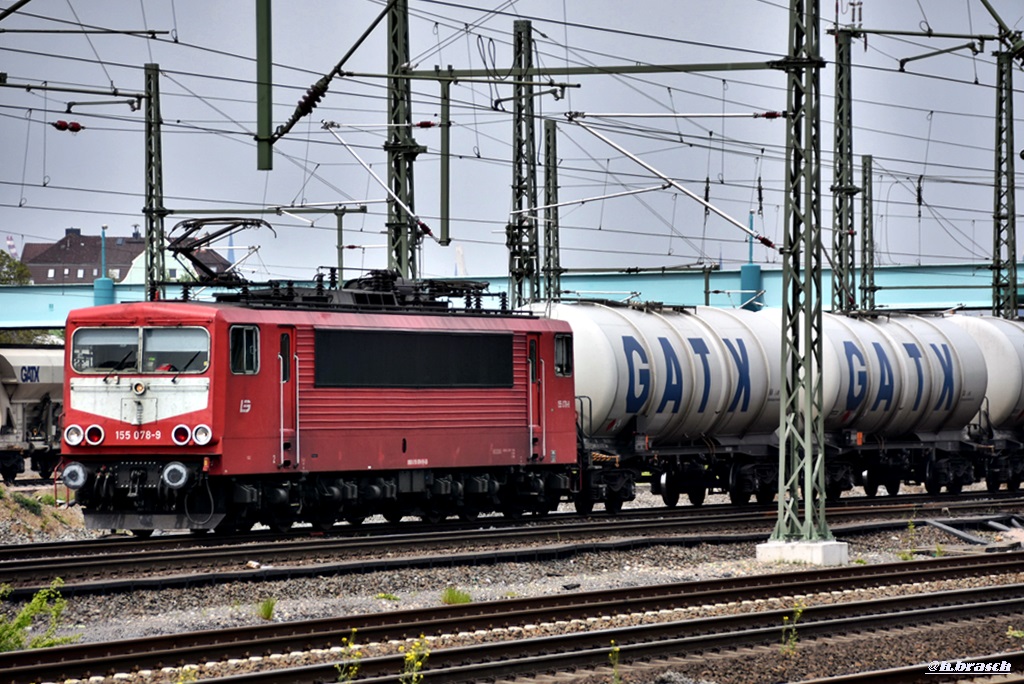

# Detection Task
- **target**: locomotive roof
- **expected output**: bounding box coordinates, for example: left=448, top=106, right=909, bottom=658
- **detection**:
left=66, top=299, right=571, bottom=334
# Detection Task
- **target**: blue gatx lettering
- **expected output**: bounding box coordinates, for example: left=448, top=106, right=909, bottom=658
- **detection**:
left=871, top=342, right=894, bottom=411
left=931, top=343, right=954, bottom=410
left=904, top=343, right=924, bottom=411
left=656, top=337, right=683, bottom=413
left=622, top=336, right=649, bottom=413
left=688, top=338, right=712, bottom=413
left=723, top=339, right=751, bottom=412
left=844, top=341, right=866, bottom=410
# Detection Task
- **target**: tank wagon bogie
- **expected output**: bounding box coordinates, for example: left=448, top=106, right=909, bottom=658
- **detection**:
left=0, top=346, right=63, bottom=483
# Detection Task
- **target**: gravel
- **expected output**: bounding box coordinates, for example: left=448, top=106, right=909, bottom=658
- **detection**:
left=4, top=486, right=1022, bottom=683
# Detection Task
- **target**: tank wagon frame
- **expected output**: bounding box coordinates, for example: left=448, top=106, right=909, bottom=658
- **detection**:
left=0, top=345, right=63, bottom=483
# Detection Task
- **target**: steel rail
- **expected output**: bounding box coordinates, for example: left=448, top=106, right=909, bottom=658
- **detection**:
left=2, top=510, right=1021, bottom=597
left=2, top=553, right=1023, bottom=683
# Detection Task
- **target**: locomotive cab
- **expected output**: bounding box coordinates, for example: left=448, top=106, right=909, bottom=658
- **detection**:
left=61, top=305, right=221, bottom=533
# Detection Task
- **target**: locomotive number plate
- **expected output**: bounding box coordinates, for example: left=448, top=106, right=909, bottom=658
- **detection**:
left=114, top=429, right=163, bottom=441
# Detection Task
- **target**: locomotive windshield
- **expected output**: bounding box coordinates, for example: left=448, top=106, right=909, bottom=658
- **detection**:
left=71, top=327, right=210, bottom=374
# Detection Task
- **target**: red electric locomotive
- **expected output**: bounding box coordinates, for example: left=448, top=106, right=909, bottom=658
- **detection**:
left=60, top=275, right=587, bottom=535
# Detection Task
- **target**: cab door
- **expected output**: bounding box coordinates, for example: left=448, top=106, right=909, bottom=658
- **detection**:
left=278, top=326, right=299, bottom=467
left=527, top=334, right=543, bottom=461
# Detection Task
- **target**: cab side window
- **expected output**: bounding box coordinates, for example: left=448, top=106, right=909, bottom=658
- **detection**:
left=554, top=334, right=573, bottom=377
left=230, top=326, right=259, bottom=374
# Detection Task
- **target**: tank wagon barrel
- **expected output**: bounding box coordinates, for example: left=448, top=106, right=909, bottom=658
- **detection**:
left=535, top=301, right=1006, bottom=505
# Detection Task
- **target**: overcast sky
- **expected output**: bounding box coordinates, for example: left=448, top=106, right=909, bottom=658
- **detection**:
left=1, top=1, right=1022, bottom=282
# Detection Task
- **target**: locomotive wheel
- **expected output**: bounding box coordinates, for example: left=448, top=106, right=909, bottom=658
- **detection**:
left=574, top=497, right=594, bottom=516
left=604, top=497, right=623, bottom=515
left=420, top=510, right=445, bottom=524
left=686, top=487, right=706, bottom=507
left=131, top=529, right=154, bottom=539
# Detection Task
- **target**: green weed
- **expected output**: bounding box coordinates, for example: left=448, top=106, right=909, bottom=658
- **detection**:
left=780, top=599, right=806, bottom=656
left=12, top=492, right=42, bottom=516
left=257, top=597, right=276, bottom=621
left=440, top=586, right=471, bottom=605
left=0, top=578, right=80, bottom=651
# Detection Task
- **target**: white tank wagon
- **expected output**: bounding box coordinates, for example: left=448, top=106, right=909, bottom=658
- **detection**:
left=0, top=346, right=64, bottom=483
left=946, top=314, right=1024, bottom=491
left=821, top=313, right=987, bottom=497
left=533, top=301, right=993, bottom=506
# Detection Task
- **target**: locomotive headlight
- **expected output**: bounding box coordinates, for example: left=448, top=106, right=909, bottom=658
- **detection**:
left=171, top=424, right=192, bottom=446
left=160, top=461, right=192, bottom=490
left=192, top=424, right=213, bottom=446
left=62, top=462, right=88, bottom=490
left=84, top=425, right=105, bottom=446
left=132, top=381, right=147, bottom=396
left=64, top=425, right=84, bottom=447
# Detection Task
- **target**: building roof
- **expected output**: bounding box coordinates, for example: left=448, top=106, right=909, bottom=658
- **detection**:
left=21, top=228, right=231, bottom=285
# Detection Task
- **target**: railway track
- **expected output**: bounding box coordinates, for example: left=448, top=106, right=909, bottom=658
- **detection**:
left=3, top=497, right=1022, bottom=597
left=2, top=552, right=1022, bottom=684
left=4, top=490, right=1020, bottom=564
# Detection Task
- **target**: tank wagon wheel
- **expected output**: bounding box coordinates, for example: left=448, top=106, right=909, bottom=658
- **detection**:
left=131, top=529, right=154, bottom=539
left=344, top=513, right=366, bottom=526
left=924, top=462, right=942, bottom=496
left=862, top=471, right=879, bottom=498
left=310, top=519, right=336, bottom=533
left=268, top=520, right=294, bottom=533
left=0, top=467, right=18, bottom=486
left=986, top=478, right=1002, bottom=493
left=754, top=489, right=774, bottom=505
left=457, top=507, right=479, bottom=522
left=661, top=486, right=680, bottom=508
left=383, top=511, right=404, bottom=524
left=502, top=507, right=525, bottom=521
left=728, top=488, right=751, bottom=505
left=884, top=477, right=901, bottom=497
left=687, top=487, right=706, bottom=507
left=604, top=496, right=623, bottom=515
left=574, top=497, right=594, bottom=516
left=1008, top=478, right=1021, bottom=493
left=946, top=481, right=963, bottom=495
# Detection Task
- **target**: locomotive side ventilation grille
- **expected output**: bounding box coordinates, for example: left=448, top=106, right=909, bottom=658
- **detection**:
left=313, top=329, right=514, bottom=389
